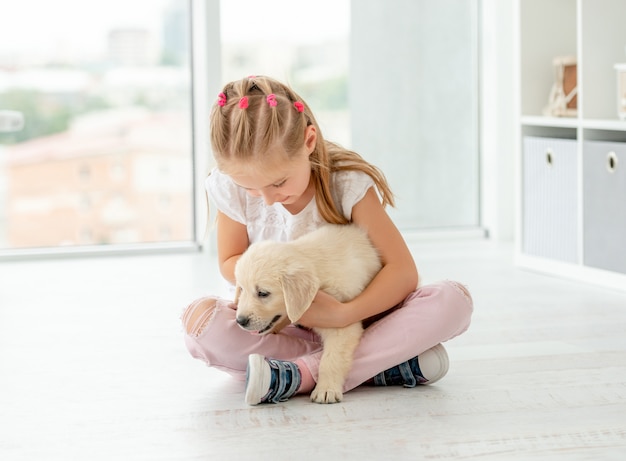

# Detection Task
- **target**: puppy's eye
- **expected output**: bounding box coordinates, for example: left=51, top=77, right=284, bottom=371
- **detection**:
left=257, top=290, right=270, bottom=298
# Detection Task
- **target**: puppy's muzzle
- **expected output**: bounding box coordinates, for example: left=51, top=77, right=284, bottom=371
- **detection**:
left=236, top=316, right=251, bottom=328
left=236, top=314, right=283, bottom=334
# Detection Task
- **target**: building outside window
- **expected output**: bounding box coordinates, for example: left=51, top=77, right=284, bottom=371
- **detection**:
left=0, top=0, right=194, bottom=252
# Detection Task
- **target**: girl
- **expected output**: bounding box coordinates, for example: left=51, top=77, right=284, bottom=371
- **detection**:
left=182, top=76, right=473, bottom=405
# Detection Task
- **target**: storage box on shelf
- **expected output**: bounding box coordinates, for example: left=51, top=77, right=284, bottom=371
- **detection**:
left=583, top=140, right=626, bottom=274
left=517, top=0, right=626, bottom=291
left=522, top=136, right=578, bottom=263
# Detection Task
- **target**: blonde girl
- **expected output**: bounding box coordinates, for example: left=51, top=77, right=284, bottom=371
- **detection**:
left=182, top=76, right=473, bottom=405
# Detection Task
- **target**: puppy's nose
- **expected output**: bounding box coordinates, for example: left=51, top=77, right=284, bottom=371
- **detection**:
left=236, top=316, right=250, bottom=328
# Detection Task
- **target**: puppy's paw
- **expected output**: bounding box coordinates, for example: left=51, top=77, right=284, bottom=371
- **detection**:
left=310, top=386, right=343, bottom=404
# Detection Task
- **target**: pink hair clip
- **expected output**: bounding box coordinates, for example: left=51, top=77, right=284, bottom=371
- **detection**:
left=266, top=94, right=277, bottom=107
left=217, top=92, right=227, bottom=107
left=238, top=96, right=249, bottom=109
left=294, top=101, right=305, bottom=113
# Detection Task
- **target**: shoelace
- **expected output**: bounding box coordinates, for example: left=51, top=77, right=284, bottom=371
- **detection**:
left=372, top=359, right=427, bottom=388
left=398, top=361, right=418, bottom=388
left=265, top=359, right=301, bottom=403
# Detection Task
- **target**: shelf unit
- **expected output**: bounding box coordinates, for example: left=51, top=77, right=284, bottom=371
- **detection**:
left=516, top=0, right=626, bottom=291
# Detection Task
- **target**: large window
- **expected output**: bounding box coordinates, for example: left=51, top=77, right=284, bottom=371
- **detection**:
left=0, top=0, right=194, bottom=253
left=0, top=0, right=482, bottom=257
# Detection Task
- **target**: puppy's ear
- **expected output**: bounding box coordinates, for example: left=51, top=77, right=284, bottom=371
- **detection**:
left=280, top=271, right=318, bottom=323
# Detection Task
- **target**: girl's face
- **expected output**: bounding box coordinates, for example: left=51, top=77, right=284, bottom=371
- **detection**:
left=227, top=126, right=317, bottom=208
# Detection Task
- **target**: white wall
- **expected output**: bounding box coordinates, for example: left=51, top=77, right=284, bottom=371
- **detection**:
left=350, top=0, right=481, bottom=232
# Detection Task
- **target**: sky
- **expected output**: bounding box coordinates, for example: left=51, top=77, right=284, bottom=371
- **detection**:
left=0, top=0, right=350, bottom=61
left=0, top=0, right=169, bottom=53
left=220, top=0, right=349, bottom=44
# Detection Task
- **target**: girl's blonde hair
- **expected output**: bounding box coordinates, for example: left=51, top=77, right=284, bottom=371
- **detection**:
left=210, top=76, right=394, bottom=224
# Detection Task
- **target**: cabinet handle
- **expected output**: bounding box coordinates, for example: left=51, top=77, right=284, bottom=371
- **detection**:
left=607, top=151, right=618, bottom=173
left=546, top=149, right=554, bottom=167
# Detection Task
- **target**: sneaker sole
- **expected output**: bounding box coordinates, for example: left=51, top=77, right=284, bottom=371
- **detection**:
left=245, top=354, right=272, bottom=405
left=420, top=343, right=450, bottom=385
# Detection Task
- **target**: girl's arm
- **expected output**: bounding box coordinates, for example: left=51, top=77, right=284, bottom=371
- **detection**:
left=215, top=210, right=249, bottom=284
left=298, top=187, right=419, bottom=328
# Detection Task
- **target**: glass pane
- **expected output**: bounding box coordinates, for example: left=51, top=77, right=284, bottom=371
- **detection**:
left=0, top=0, right=194, bottom=251
left=220, top=0, right=350, bottom=146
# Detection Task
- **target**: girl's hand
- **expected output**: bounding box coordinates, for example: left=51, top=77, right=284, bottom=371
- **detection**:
left=296, top=290, right=349, bottom=329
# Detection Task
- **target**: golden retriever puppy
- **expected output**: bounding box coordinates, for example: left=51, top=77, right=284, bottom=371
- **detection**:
left=234, top=224, right=381, bottom=404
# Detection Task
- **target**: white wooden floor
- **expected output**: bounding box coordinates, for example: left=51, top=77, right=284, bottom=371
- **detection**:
left=1, top=237, right=625, bottom=460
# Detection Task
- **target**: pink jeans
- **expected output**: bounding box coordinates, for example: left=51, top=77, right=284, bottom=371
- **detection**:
left=182, top=280, right=473, bottom=392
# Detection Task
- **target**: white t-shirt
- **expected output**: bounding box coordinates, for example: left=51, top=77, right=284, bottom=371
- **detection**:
left=205, top=167, right=375, bottom=243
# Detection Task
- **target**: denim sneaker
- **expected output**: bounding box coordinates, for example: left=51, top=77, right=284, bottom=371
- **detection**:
left=245, top=354, right=302, bottom=405
left=372, top=343, right=450, bottom=387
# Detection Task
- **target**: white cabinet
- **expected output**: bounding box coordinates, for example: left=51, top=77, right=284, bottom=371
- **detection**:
left=517, top=0, right=626, bottom=290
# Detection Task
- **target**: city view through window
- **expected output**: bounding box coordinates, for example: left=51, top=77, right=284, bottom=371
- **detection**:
left=0, top=0, right=350, bottom=254
left=0, top=0, right=193, bottom=251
